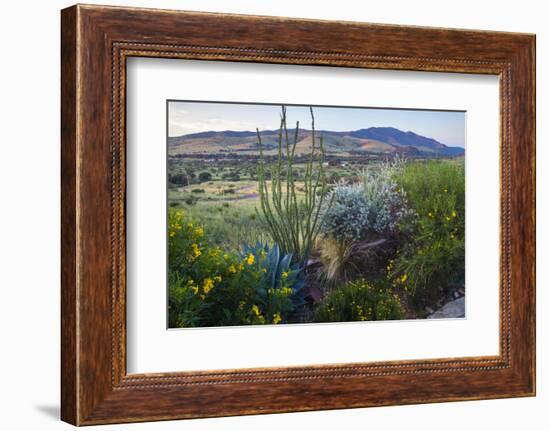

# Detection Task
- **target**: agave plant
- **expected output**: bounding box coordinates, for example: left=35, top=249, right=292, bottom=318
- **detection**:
left=241, top=242, right=306, bottom=307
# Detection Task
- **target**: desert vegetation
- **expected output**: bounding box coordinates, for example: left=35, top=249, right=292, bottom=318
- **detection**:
left=168, top=105, right=465, bottom=327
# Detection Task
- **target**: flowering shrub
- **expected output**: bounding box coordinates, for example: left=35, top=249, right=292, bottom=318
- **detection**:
left=168, top=209, right=304, bottom=327
left=392, top=160, right=465, bottom=308
left=314, top=278, right=403, bottom=322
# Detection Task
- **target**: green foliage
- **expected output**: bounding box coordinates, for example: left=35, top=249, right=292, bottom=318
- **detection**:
left=184, top=195, right=198, bottom=206
left=221, top=171, right=241, bottom=181
left=314, top=278, right=404, bottom=322
left=256, top=106, right=332, bottom=264
left=183, top=204, right=269, bottom=253
left=198, top=171, right=212, bottom=182
left=168, top=209, right=303, bottom=327
left=392, top=160, right=465, bottom=307
left=168, top=272, right=208, bottom=328
left=169, top=173, right=189, bottom=186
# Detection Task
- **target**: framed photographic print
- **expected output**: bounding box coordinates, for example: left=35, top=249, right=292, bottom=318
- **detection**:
left=61, top=4, right=536, bottom=425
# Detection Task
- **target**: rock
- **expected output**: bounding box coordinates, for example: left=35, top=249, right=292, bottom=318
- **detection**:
left=452, top=290, right=460, bottom=299
left=427, top=297, right=465, bottom=319
left=425, top=306, right=434, bottom=314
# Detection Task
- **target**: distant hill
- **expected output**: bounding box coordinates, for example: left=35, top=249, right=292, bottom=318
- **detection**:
left=168, top=126, right=464, bottom=158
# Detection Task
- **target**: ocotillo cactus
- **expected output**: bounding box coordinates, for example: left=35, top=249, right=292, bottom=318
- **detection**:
left=256, top=106, right=332, bottom=265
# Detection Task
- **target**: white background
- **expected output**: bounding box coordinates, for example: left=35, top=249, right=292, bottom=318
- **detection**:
left=0, top=0, right=547, bottom=430
left=127, top=59, right=500, bottom=373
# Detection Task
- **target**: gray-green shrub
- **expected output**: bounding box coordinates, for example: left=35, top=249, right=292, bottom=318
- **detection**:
left=320, top=159, right=411, bottom=242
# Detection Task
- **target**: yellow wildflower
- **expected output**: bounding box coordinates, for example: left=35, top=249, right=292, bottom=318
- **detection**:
left=228, top=264, right=237, bottom=274
left=401, top=274, right=408, bottom=283
left=272, top=313, right=282, bottom=324
left=214, top=275, right=222, bottom=282
left=238, top=263, right=244, bottom=271
left=281, top=271, right=289, bottom=281
left=169, top=231, right=176, bottom=237
left=187, top=222, right=193, bottom=229
left=246, top=253, right=255, bottom=265
left=428, top=212, right=433, bottom=218
left=251, top=304, right=261, bottom=316
left=191, top=243, right=201, bottom=259
left=194, top=226, right=204, bottom=237
left=452, top=210, right=457, bottom=218
left=202, top=278, right=214, bottom=294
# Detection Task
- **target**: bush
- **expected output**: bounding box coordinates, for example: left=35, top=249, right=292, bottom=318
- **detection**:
left=169, top=173, right=188, bottom=186
left=314, top=278, right=403, bottom=322
left=198, top=171, right=212, bottom=183
left=168, top=271, right=208, bottom=328
left=320, top=160, right=411, bottom=242
left=361, top=158, right=413, bottom=235
left=320, top=185, right=371, bottom=241
left=191, top=188, right=205, bottom=193
left=222, top=171, right=240, bottom=181
left=392, top=160, right=465, bottom=307
left=168, top=210, right=304, bottom=327
left=184, top=195, right=198, bottom=206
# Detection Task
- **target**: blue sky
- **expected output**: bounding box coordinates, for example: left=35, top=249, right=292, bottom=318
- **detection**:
left=168, top=101, right=466, bottom=148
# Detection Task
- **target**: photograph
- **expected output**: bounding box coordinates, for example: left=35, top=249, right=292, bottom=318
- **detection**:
left=167, top=101, right=466, bottom=328
left=51, top=3, right=536, bottom=426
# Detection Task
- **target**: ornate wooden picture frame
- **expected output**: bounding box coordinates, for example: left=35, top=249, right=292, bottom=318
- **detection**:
left=61, top=4, right=535, bottom=425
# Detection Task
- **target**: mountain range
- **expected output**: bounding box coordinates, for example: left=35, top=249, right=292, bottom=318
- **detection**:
left=168, top=126, right=464, bottom=157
